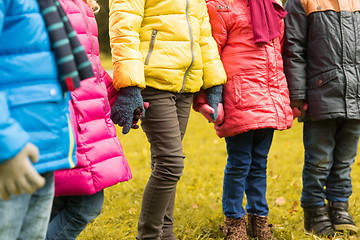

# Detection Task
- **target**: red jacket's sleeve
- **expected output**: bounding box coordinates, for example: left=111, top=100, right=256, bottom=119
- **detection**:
left=192, top=89, right=208, bottom=112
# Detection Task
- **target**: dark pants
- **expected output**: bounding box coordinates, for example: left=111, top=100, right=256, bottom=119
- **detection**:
left=301, top=119, right=360, bottom=207
left=137, top=87, right=194, bottom=240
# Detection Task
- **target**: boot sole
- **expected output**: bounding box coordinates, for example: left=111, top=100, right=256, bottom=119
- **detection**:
left=305, top=231, right=327, bottom=240
left=333, top=224, right=359, bottom=233
left=304, top=229, right=336, bottom=239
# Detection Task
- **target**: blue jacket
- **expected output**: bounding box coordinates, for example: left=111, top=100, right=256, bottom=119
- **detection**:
left=0, top=0, right=77, bottom=174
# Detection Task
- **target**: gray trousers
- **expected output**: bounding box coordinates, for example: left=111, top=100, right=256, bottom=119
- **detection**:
left=137, top=87, right=194, bottom=240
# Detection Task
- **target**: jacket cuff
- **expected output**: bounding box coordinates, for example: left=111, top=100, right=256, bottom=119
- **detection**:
left=192, top=89, right=208, bottom=112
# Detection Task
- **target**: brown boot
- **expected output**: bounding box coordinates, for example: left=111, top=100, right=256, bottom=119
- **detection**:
left=220, top=216, right=248, bottom=240
left=247, top=214, right=275, bottom=240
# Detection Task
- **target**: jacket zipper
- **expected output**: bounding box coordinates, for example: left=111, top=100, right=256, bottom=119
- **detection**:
left=66, top=111, right=76, bottom=168
left=181, top=0, right=195, bottom=93
left=145, top=29, right=158, bottom=65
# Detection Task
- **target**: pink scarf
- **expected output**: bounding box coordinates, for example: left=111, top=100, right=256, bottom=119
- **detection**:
left=248, top=0, right=287, bottom=44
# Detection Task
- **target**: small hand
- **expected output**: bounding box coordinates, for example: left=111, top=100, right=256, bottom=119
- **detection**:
left=0, top=143, right=45, bottom=200
left=131, top=102, right=149, bottom=130
left=198, top=103, right=224, bottom=125
left=290, top=99, right=308, bottom=119
left=110, top=87, right=144, bottom=134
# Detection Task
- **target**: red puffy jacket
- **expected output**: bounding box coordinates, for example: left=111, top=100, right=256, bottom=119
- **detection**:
left=195, top=0, right=293, bottom=138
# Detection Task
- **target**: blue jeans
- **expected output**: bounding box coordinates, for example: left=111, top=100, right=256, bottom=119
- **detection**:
left=301, top=119, right=360, bottom=207
left=0, top=172, right=54, bottom=240
left=46, top=190, right=104, bottom=240
left=223, top=128, right=274, bottom=219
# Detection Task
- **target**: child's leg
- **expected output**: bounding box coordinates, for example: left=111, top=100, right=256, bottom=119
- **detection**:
left=137, top=88, right=193, bottom=240
left=161, top=95, right=193, bottom=240
left=244, top=128, right=274, bottom=216
left=0, top=195, right=28, bottom=239
left=46, top=190, right=104, bottom=240
left=302, top=119, right=337, bottom=207
left=161, top=189, right=176, bottom=240
left=244, top=129, right=274, bottom=240
left=223, top=131, right=254, bottom=219
left=326, top=119, right=360, bottom=232
left=0, top=172, right=54, bottom=240
left=326, top=119, right=360, bottom=201
left=221, top=132, right=254, bottom=240
left=302, top=119, right=337, bottom=237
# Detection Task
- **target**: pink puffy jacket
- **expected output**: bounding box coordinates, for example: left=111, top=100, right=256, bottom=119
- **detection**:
left=194, top=0, right=293, bottom=138
left=55, top=0, right=132, bottom=196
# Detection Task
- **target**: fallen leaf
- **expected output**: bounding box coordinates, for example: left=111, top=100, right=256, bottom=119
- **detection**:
left=272, top=175, right=279, bottom=180
left=210, top=204, right=217, bottom=210
left=275, top=196, right=286, bottom=206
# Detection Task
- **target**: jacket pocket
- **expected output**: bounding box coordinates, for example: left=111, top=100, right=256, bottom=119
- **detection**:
left=6, top=83, right=67, bottom=132
left=224, top=75, right=241, bottom=105
left=306, top=69, right=344, bottom=118
left=307, top=69, right=338, bottom=89
left=6, top=83, right=63, bottom=106
left=6, top=83, right=77, bottom=172
left=145, top=30, right=158, bottom=65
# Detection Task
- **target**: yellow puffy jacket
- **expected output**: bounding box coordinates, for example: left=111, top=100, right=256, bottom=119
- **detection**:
left=109, top=0, right=226, bottom=93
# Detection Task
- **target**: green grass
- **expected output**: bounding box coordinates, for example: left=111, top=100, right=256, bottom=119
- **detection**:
left=100, top=53, right=113, bottom=70
left=77, top=110, right=360, bottom=240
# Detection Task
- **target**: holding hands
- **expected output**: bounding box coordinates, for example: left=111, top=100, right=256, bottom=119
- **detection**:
left=291, top=99, right=308, bottom=120
left=193, top=85, right=224, bottom=125
left=111, top=86, right=149, bottom=134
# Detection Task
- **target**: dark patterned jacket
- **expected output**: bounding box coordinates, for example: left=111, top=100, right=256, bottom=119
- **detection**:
left=283, top=0, right=360, bottom=120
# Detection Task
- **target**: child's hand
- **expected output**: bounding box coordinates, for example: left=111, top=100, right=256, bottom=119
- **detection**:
left=0, top=143, right=45, bottom=200
left=290, top=99, right=307, bottom=119
left=131, top=102, right=149, bottom=129
left=110, top=86, right=144, bottom=134
left=198, top=103, right=224, bottom=125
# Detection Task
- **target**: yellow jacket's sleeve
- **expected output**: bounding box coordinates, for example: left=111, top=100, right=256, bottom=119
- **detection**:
left=109, top=0, right=146, bottom=90
left=198, top=0, right=227, bottom=89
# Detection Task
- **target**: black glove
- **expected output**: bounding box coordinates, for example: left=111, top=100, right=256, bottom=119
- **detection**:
left=206, top=85, right=223, bottom=121
left=111, top=86, right=144, bottom=134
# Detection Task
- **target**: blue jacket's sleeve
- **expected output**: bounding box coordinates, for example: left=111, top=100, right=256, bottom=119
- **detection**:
left=0, top=1, right=4, bottom=37
left=0, top=93, right=30, bottom=163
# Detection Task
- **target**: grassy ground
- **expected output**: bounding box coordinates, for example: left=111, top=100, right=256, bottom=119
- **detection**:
left=100, top=54, right=113, bottom=70
left=76, top=110, right=360, bottom=240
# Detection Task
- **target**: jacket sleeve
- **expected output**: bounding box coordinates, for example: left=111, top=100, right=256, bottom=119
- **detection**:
left=0, top=93, right=29, bottom=163
left=0, top=1, right=4, bottom=37
left=109, top=0, right=146, bottom=90
left=192, top=89, right=207, bottom=112
left=283, top=0, right=308, bottom=100
left=198, top=0, right=227, bottom=90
